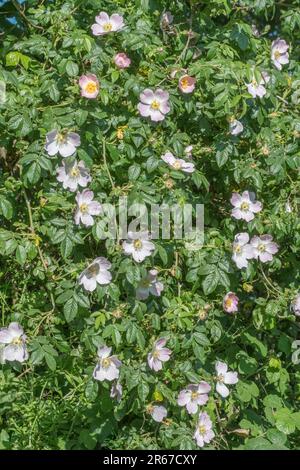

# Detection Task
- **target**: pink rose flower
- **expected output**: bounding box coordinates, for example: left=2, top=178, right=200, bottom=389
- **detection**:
left=223, top=292, right=239, bottom=313
left=91, top=12, right=124, bottom=36
left=147, top=338, right=171, bottom=372
left=161, top=151, right=195, bottom=173
left=79, top=74, right=99, bottom=99
left=114, top=52, right=131, bottom=69
left=271, top=38, right=289, bottom=70
left=194, top=412, right=215, bottom=448
left=178, top=75, right=196, bottom=94
left=230, top=190, right=262, bottom=222
left=137, top=88, right=170, bottom=122
left=250, top=235, right=279, bottom=263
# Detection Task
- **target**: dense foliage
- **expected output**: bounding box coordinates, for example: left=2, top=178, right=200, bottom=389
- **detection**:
left=0, top=0, right=300, bottom=450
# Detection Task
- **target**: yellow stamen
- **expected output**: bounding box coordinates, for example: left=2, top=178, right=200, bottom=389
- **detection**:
left=241, top=201, right=249, bottom=211
left=71, top=167, right=80, bottom=177
left=85, top=82, right=98, bottom=94
left=151, top=100, right=160, bottom=110
left=102, top=358, right=111, bottom=368
left=133, top=239, right=142, bottom=249
left=274, top=50, right=281, bottom=60
left=173, top=160, right=182, bottom=170
left=180, top=77, right=190, bottom=89
left=80, top=203, right=88, bottom=213
left=11, top=337, right=22, bottom=346
left=103, top=22, right=112, bottom=32
left=198, top=425, right=207, bottom=435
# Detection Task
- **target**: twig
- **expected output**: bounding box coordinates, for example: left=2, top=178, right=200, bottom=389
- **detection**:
left=22, top=189, right=55, bottom=316
left=103, top=138, right=115, bottom=189
left=12, top=0, right=44, bottom=31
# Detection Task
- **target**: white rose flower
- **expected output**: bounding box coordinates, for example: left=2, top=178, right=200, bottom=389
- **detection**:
left=122, top=231, right=155, bottom=263
left=93, top=345, right=121, bottom=382
left=0, top=322, right=29, bottom=363
left=45, top=130, right=81, bottom=158
left=74, top=189, right=102, bottom=227
left=56, top=159, right=91, bottom=192
left=79, top=257, right=112, bottom=292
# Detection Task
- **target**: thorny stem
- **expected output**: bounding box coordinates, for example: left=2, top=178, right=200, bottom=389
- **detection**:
left=103, top=138, right=115, bottom=190
left=22, top=189, right=55, bottom=317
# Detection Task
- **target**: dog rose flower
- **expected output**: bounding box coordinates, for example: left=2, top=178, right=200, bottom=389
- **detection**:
left=271, top=38, right=289, bottom=70
left=123, top=231, right=155, bottom=263
left=246, top=72, right=270, bottom=98
left=194, top=412, right=215, bottom=448
left=178, top=382, right=211, bottom=415
left=137, top=88, right=170, bottom=122
left=149, top=405, right=167, bottom=422
left=75, top=189, right=102, bottom=227
left=110, top=382, right=123, bottom=402
left=147, top=338, right=171, bottom=372
left=56, top=160, right=91, bottom=192
left=136, top=269, right=164, bottom=300
left=161, top=151, right=195, bottom=173
left=0, top=322, right=29, bottom=363
left=45, top=130, right=80, bottom=158
left=291, top=294, right=300, bottom=317
left=93, top=345, right=121, bottom=382
left=232, top=232, right=255, bottom=269
left=231, top=191, right=262, bottom=222
left=250, top=235, right=279, bottom=263
left=79, top=74, right=99, bottom=99
left=178, top=75, right=196, bottom=94
left=79, top=257, right=112, bottom=292
left=223, top=292, right=239, bottom=313
left=114, top=52, right=131, bottom=69
left=229, top=119, right=243, bottom=136
left=91, top=12, right=124, bottom=36
left=215, top=361, right=238, bottom=398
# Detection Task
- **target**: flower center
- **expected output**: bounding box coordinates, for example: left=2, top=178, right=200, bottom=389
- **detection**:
left=173, top=160, right=182, bottom=170
left=180, top=77, right=190, bottom=89
left=218, top=374, right=224, bottom=383
left=191, top=391, right=199, bottom=400
left=87, top=264, right=99, bottom=277
left=225, top=298, right=233, bottom=308
left=241, top=201, right=249, bottom=211
left=11, top=337, right=22, bottom=346
left=198, top=424, right=207, bottom=436
left=102, top=358, right=111, bottom=368
left=71, top=167, right=80, bottom=177
left=274, top=50, right=281, bottom=60
left=103, top=22, right=112, bottom=32
left=133, top=239, right=142, bottom=250
left=151, top=100, right=160, bottom=110
left=234, top=244, right=242, bottom=254
left=252, top=79, right=258, bottom=87
left=56, top=133, right=66, bottom=144
left=85, top=82, right=98, bottom=94
left=153, top=350, right=160, bottom=359
left=80, top=203, right=88, bottom=213
left=258, top=243, right=266, bottom=252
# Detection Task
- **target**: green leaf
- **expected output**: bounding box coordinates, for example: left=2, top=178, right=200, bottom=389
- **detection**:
left=64, top=297, right=78, bottom=323
left=15, top=245, right=27, bottom=265
left=0, top=196, right=13, bottom=220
